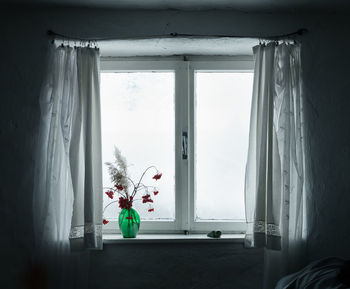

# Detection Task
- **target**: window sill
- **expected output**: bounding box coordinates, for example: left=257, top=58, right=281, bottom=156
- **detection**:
left=103, top=233, right=245, bottom=244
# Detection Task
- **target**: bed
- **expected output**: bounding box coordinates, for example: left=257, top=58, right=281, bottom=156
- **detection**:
left=275, top=257, right=350, bottom=289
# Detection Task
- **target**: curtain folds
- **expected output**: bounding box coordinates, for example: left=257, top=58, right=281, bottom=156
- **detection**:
left=33, top=44, right=103, bottom=256
left=245, top=43, right=306, bottom=288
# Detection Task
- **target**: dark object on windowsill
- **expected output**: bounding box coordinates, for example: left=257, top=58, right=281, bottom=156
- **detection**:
left=207, top=230, right=222, bottom=238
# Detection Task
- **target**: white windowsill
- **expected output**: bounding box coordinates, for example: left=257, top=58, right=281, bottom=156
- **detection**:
left=103, top=234, right=245, bottom=244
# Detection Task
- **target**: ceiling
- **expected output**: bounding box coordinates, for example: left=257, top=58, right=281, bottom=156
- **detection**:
left=2, top=0, right=350, bottom=12
left=5, top=0, right=348, bottom=56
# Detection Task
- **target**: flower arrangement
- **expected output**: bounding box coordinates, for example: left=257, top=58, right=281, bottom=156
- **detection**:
left=102, top=147, right=162, bottom=225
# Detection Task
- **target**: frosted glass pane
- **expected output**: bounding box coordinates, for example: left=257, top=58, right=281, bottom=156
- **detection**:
left=195, top=72, right=253, bottom=221
left=101, top=72, right=175, bottom=221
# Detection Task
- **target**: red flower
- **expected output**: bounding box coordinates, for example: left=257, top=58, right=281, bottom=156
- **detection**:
left=153, top=191, right=159, bottom=196
left=142, top=194, right=153, bottom=203
left=148, top=208, right=154, bottom=212
left=115, top=184, right=124, bottom=191
left=126, top=216, right=133, bottom=220
left=118, top=196, right=133, bottom=209
left=152, top=173, right=162, bottom=181
left=103, top=219, right=109, bottom=225
left=105, top=191, right=114, bottom=199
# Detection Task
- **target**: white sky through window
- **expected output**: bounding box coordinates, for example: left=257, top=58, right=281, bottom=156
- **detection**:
left=101, top=72, right=175, bottom=221
left=100, top=70, right=253, bottom=224
left=195, top=72, right=253, bottom=221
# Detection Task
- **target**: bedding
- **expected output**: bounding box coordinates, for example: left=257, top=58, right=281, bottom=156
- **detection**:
left=275, top=257, right=350, bottom=289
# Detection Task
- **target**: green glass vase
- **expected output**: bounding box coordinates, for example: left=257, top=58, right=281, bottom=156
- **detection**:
left=118, top=208, right=140, bottom=238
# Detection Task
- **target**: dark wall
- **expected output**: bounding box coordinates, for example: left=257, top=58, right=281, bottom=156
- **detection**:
left=1, top=5, right=350, bottom=289
left=300, top=18, right=350, bottom=260
left=89, top=243, right=262, bottom=289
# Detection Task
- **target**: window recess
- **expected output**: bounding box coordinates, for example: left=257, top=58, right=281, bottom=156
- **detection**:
left=100, top=56, right=254, bottom=235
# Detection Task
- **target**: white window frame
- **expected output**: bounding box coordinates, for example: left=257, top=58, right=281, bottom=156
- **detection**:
left=100, top=56, right=254, bottom=234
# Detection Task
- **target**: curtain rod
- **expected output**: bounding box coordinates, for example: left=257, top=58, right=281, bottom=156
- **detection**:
left=47, top=28, right=307, bottom=42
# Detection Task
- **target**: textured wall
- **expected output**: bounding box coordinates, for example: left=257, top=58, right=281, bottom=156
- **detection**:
left=1, top=5, right=350, bottom=289
left=89, top=243, right=263, bottom=289
left=300, top=17, right=350, bottom=260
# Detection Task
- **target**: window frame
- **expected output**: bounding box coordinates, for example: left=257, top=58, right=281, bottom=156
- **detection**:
left=100, top=56, right=254, bottom=234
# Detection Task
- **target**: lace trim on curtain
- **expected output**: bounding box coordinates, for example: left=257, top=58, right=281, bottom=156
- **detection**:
left=69, top=223, right=102, bottom=239
left=248, top=221, right=281, bottom=237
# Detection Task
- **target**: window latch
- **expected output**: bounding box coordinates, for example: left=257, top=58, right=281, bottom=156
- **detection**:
left=182, top=132, right=188, bottom=159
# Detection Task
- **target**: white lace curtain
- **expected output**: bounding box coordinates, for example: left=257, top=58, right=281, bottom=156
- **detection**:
left=33, top=44, right=103, bottom=256
left=245, top=42, right=306, bottom=288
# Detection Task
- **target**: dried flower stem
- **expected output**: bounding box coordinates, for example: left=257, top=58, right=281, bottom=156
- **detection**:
left=132, top=166, right=157, bottom=198
left=103, top=200, right=119, bottom=213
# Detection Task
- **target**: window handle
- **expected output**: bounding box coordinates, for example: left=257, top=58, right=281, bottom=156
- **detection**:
left=182, top=132, right=188, bottom=159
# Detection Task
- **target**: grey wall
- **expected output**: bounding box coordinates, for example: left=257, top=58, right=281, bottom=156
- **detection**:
left=1, top=5, right=350, bottom=289
left=89, top=243, right=262, bottom=289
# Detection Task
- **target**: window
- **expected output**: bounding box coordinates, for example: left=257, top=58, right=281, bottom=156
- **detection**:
left=101, top=57, right=254, bottom=234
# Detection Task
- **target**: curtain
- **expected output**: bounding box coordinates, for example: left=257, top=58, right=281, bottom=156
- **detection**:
left=33, top=44, right=103, bottom=258
left=245, top=42, right=306, bottom=288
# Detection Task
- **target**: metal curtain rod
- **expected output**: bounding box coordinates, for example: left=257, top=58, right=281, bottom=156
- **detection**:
left=47, top=28, right=307, bottom=42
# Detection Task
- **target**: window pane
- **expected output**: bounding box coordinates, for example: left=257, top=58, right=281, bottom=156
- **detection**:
left=195, top=72, right=253, bottom=221
left=101, top=72, right=175, bottom=221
